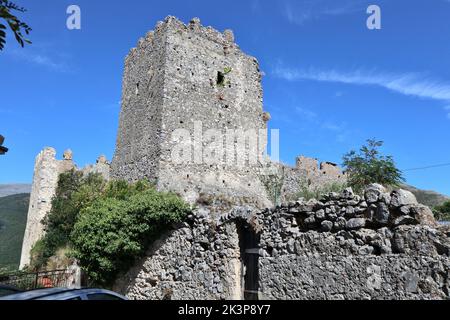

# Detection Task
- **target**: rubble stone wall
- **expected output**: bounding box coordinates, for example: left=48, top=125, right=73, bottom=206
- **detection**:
left=257, top=185, right=450, bottom=300
left=117, top=185, right=450, bottom=300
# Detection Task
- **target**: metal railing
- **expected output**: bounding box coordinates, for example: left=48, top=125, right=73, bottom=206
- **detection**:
left=0, top=269, right=76, bottom=291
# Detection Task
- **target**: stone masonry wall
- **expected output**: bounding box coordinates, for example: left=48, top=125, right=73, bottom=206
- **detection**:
left=118, top=185, right=450, bottom=300
left=115, top=205, right=258, bottom=300
left=257, top=185, right=450, bottom=299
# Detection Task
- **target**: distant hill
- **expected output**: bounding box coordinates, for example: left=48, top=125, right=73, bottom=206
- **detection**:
left=401, top=184, right=449, bottom=208
left=0, top=184, right=31, bottom=198
left=0, top=193, right=29, bottom=270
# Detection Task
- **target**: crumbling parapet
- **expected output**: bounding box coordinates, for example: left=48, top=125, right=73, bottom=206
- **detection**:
left=296, top=156, right=319, bottom=173
left=82, top=155, right=111, bottom=180
left=266, top=155, right=347, bottom=203
left=320, top=161, right=344, bottom=178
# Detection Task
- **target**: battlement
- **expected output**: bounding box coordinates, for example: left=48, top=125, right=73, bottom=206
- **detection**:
left=127, top=16, right=240, bottom=63
left=295, top=155, right=345, bottom=179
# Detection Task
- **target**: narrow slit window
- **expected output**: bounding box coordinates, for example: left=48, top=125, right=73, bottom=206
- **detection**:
left=217, top=71, right=225, bottom=87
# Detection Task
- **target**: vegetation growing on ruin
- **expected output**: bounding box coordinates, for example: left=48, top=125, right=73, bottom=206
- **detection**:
left=343, top=139, right=404, bottom=193
left=259, top=168, right=285, bottom=206
left=433, top=201, right=450, bottom=221
left=294, top=180, right=348, bottom=201
left=71, top=187, right=190, bottom=285
left=29, top=171, right=190, bottom=285
left=29, top=170, right=106, bottom=270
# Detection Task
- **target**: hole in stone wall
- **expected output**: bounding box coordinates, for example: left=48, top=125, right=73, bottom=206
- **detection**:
left=217, top=71, right=225, bottom=86
left=237, top=221, right=260, bottom=301
left=135, top=82, right=140, bottom=95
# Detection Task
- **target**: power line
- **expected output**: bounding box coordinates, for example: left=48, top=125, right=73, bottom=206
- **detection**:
left=403, top=162, right=450, bottom=172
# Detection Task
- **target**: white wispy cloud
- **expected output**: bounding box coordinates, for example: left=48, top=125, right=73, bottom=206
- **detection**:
left=295, top=106, right=317, bottom=120
left=290, top=105, right=351, bottom=142
left=7, top=49, right=71, bottom=72
left=273, top=65, right=450, bottom=118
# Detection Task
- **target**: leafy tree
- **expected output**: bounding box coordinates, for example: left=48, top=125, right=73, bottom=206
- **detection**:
left=71, top=188, right=190, bottom=285
left=343, top=139, right=404, bottom=193
left=433, top=201, right=450, bottom=221
left=0, top=0, right=31, bottom=50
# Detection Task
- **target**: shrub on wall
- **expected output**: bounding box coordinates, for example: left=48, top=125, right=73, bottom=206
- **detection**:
left=29, top=170, right=106, bottom=270
left=433, top=201, right=450, bottom=221
left=70, top=188, right=190, bottom=285
left=294, top=179, right=347, bottom=201
left=29, top=171, right=190, bottom=285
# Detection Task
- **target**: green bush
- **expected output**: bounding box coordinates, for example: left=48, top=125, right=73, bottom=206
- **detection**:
left=294, top=180, right=347, bottom=201
left=433, top=201, right=450, bottom=221
left=29, top=170, right=106, bottom=270
left=29, top=171, right=190, bottom=284
left=71, top=188, right=190, bottom=285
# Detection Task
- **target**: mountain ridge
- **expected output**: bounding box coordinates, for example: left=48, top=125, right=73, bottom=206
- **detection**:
left=0, top=184, right=31, bottom=198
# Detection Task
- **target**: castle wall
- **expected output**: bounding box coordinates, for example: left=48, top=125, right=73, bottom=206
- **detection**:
left=110, top=24, right=167, bottom=182
left=264, top=156, right=348, bottom=204
left=19, top=148, right=75, bottom=269
left=82, top=155, right=111, bottom=180
left=115, top=206, right=246, bottom=300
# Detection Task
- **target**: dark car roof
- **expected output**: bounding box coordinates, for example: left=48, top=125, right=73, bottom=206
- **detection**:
left=0, top=288, right=128, bottom=300
left=0, top=284, right=22, bottom=291
left=0, top=288, right=78, bottom=300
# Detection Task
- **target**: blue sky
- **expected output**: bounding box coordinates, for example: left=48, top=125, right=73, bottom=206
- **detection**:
left=1, top=0, right=450, bottom=195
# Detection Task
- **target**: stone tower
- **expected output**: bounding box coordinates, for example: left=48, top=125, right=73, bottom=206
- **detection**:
left=111, top=16, right=270, bottom=207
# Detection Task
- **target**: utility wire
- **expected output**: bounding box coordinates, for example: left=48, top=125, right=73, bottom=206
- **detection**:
left=403, top=162, right=450, bottom=172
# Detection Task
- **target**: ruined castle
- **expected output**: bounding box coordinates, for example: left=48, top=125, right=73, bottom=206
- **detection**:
left=19, top=149, right=110, bottom=269
left=20, top=17, right=450, bottom=300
